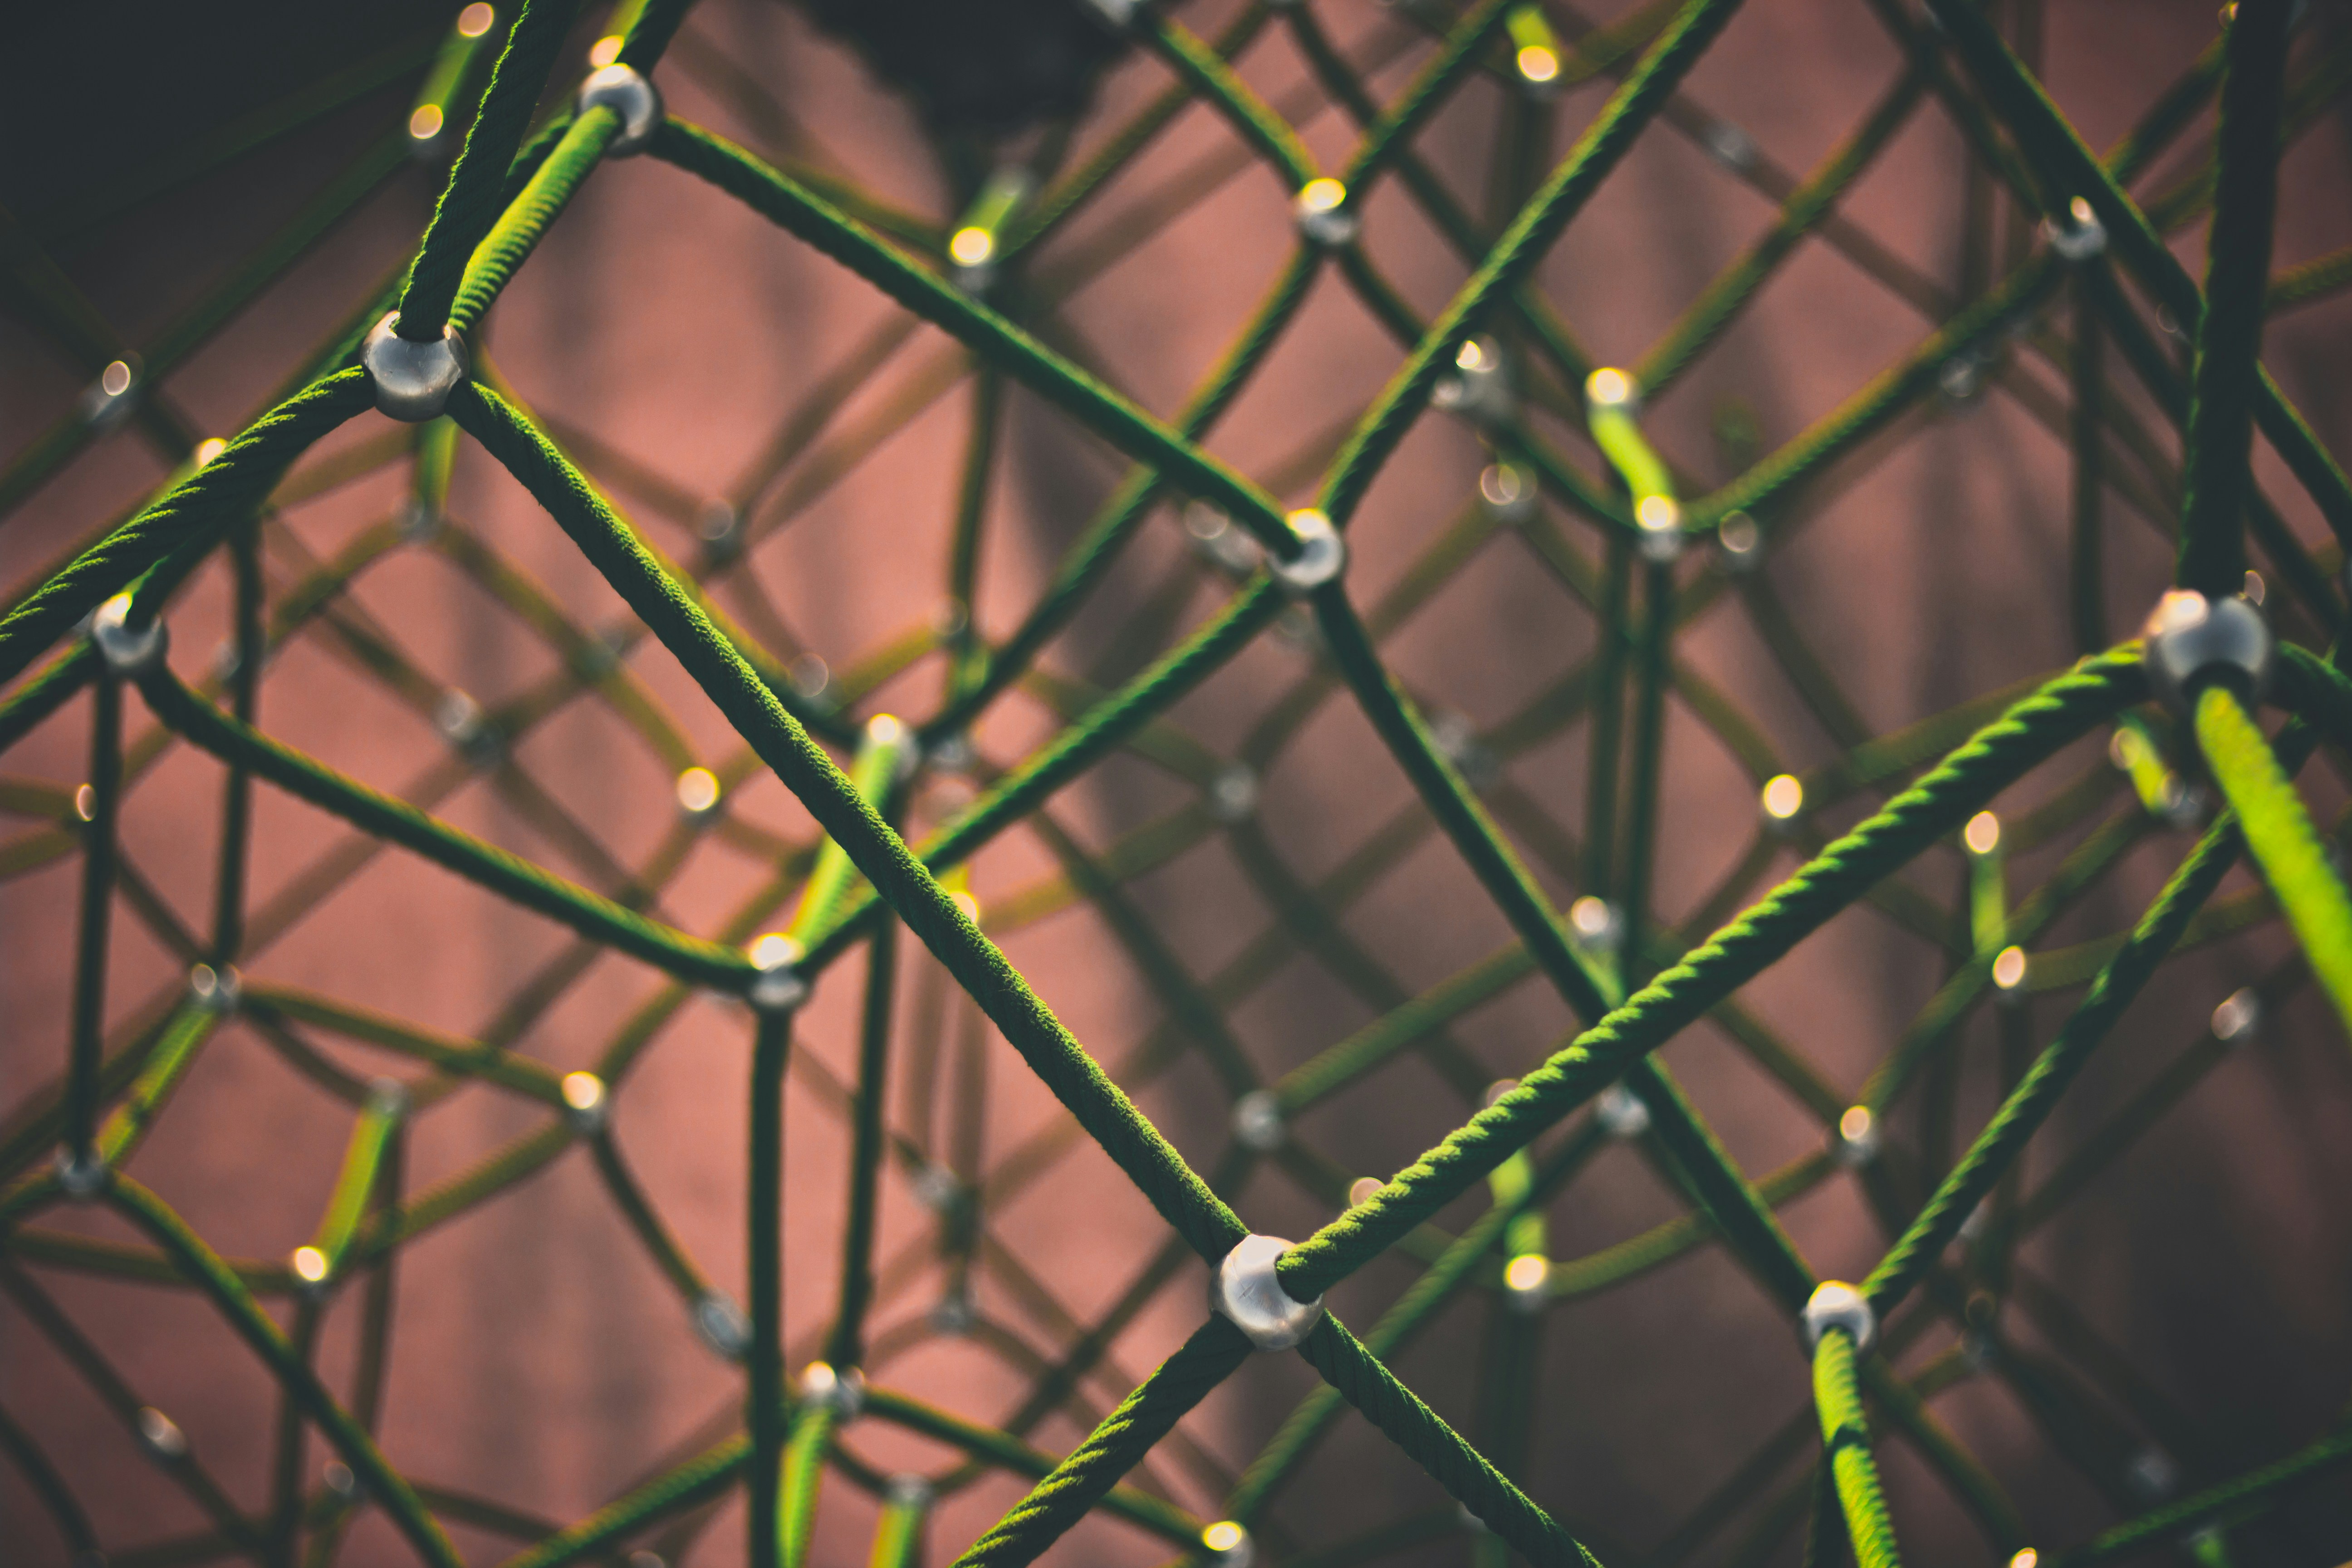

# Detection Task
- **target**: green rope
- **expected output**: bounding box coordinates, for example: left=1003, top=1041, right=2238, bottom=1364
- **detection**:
left=1278, top=652, right=2138, bottom=1300
left=2193, top=686, right=2352, bottom=1035
left=1923, top=0, right=2352, bottom=554
left=446, top=106, right=617, bottom=334
left=647, top=120, right=1303, bottom=564
left=393, top=0, right=578, bottom=340
left=0, top=370, right=369, bottom=688
left=133, top=663, right=755, bottom=990
left=1318, top=0, right=1746, bottom=529
left=1861, top=764, right=2261, bottom=1317
left=106, top=1176, right=461, bottom=1568
left=2175, top=0, right=2291, bottom=593
left=2048, top=1424, right=2352, bottom=1568
left=448, top=379, right=1253, bottom=1264
left=779, top=1399, right=835, bottom=1568
left=947, top=1316, right=1252, bottom=1568
left=1812, top=1328, right=1900, bottom=1568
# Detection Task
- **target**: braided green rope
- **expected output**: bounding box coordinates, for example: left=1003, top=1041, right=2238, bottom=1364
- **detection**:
left=779, top=1399, right=836, bottom=1568
left=1142, top=14, right=1319, bottom=193
left=1923, top=0, right=2352, bottom=552
left=647, top=121, right=1302, bottom=563
left=449, top=378, right=1254, bottom=1262
left=2175, top=0, right=2290, bottom=593
left=2194, top=686, right=2352, bottom=1035
left=1812, top=1328, right=1899, bottom=1568
left=134, top=662, right=755, bottom=989
left=947, top=1316, right=1251, bottom=1568
left=393, top=0, right=578, bottom=339
left=446, top=106, right=617, bottom=334
left=1318, top=0, right=1744, bottom=529
left=750, top=1006, right=790, bottom=1568
left=1861, top=757, right=2265, bottom=1318
left=2048, top=1424, right=2352, bottom=1568
left=0, top=370, right=369, bottom=686
left=106, top=1175, right=461, bottom=1568
left=1278, top=652, right=2138, bottom=1300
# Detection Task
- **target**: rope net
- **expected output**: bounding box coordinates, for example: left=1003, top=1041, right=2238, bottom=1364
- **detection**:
left=3, top=0, right=2350, bottom=1564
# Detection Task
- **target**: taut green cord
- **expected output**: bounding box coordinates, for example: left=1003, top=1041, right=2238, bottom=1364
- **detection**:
left=2193, top=686, right=2352, bottom=1035
left=0, top=370, right=370, bottom=688
left=2175, top=0, right=2290, bottom=593
left=1277, top=653, right=2138, bottom=1300
left=947, top=1317, right=1252, bottom=1568
left=647, top=121, right=1303, bottom=563
left=750, top=1006, right=791, bottom=1568
left=107, top=1176, right=461, bottom=1568
left=1813, top=1328, right=1900, bottom=1568
left=393, top=0, right=577, bottom=340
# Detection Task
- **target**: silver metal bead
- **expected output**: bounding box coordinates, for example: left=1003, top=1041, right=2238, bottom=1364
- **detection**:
left=1292, top=179, right=1359, bottom=247
left=1800, top=1279, right=1877, bottom=1357
left=323, top=1459, right=363, bottom=1501
left=2211, top=986, right=2261, bottom=1045
left=929, top=1289, right=976, bottom=1335
left=2045, top=196, right=2107, bottom=262
left=799, top=1360, right=866, bottom=1418
left=187, top=963, right=241, bottom=1015
left=1716, top=510, right=1763, bottom=573
left=1937, top=349, right=1987, bottom=405
left=2126, top=1447, right=2179, bottom=1502
left=1703, top=119, right=1760, bottom=173
left=435, top=689, right=502, bottom=768
left=1186, top=502, right=1265, bottom=576
left=2141, top=590, right=2273, bottom=713
left=1833, top=1106, right=1880, bottom=1168
left=1428, top=710, right=1500, bottom=794
left=82, top=358, right=140, bottom=430
left=1209, top=1234, right=1323, bottom=1351
left=1636, top=496, right=1686, bottom=564
left=1502, top=1253, right=1551, bottom=1313
left=1078, top=0, right=1141, bottom=29
left=1478, top=462, right=1536, bottom=526
left=910, top=1162, right=961, bottom=1213
left=1207, top=763, right=1259, bottom=824
left=748, top=945, right=807, bottom=1013
left=559, top=1071, right=606, bottom=1133
left=1230, top=1090, right=1284, bottom=1152
left=1201, top=1520, right=1255, bottom=1566
left=89, top=593, right=168, bottom=676
left=1436, top=338, right=1513, bottom=425
left=1594, top=1082, right=1650, bottom=1139
left=136, top=1406, right=189, bottom=1463
left=692, top=1290, right=751, bottom=1361
left=54, top=1146, right=108, bottom=1198
left=1568, top=896, right=1622, bottom=957
left=1268, top=509, right=1345, bottom=594
left=362, top=314, right=467, bottom=422
left=577, top=64, right=663, bottom=157
left=363, top=1078, right=411, bottom=1125
left=925, top=731, right=975, bottom=776
left=696, top=500, right=743, bottom=563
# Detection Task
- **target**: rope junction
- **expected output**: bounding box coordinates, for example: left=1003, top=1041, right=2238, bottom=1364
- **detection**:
left=3, top=0, right=2351, bottom=1564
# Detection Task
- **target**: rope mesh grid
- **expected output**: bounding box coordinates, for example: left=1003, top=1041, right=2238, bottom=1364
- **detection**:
left=2, top=0, right=2350, bottom=1565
